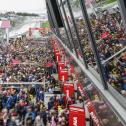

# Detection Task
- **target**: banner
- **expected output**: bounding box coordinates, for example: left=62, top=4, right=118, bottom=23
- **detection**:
left=70, top=65, right=75, bottom=73
left=86, top=100, right=101, bottom=126
left=58, top=69, right=68, bottom=81
left=77, top=83, right=101, bottom=126
left=58, top=62, right=65, bottom=72
left=54, top=47, right=59, bottom=53
left=63, top=83, right=74, bottom=102
left=55, top=52, right=61, bottom=62
left=69, top=104, right=86, bottom=126
left=77, top=83, right=87, bottom=98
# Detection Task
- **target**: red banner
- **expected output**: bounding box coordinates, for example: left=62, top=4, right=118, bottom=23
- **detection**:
left=63, top=83, right=74, bottom=101
left=86, top=100, right=101, bottom=126
left=54, top=49, right=60, bottom=55
left=70, top=65, right=75, bottom=73
left=58, top=62, right=65, bottom=72
left=77, top=83, right=101, bottom=126
left=69, top=104, right=86, bottom=126
left=55, top=52, right=61, bottom=62
left=58, top=69, right=68, bottom=81
left=77, top=83, right=88, bottom=98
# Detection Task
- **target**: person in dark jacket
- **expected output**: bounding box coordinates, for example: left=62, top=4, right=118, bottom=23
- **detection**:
left=41, top=109, right=47, bottom=126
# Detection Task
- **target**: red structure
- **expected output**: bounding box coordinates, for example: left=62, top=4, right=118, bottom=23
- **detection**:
left=58, top=62, right=65, bottom=72
left=69, top=104, right=86, bottom=126
left=58, top=69, right=68, bottom=81
left=63, top=83, right=74, bottom=103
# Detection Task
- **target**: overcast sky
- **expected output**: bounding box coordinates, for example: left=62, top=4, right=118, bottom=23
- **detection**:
left=0, top=0, right=46, bottom=13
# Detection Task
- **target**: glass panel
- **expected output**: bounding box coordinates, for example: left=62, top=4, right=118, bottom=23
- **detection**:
left=72, top=60, right=124, bottom=126
left=85, top=79, right=124, bottom=126
left=57, top=0, right=126, bottom=100
left=62, top=0, right=81, bottom=56
left=68, top=0, right=97, bottom=67
left=107, top=50, right=126, bottom=97
left=56, top=36, right=124, bottom=126
left=57, top=0, right=74, bottom=50
left=83, top=0, right=126, bottom=97
left=67, top=52, right=124, bottom=125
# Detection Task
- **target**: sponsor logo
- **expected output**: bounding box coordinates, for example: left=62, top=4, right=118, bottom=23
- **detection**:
left=70, top=107, right=84, bottom=112
left=86, top=101, right=100, bottom=126
left=90, top=112, right=100, bottom=126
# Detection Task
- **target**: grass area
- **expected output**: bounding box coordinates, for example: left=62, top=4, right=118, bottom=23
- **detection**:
left=104, top=0, right=117, bottom=4
left=41, top=21, right=50, bottom=28
left=100, top=0, right=117, bottom=5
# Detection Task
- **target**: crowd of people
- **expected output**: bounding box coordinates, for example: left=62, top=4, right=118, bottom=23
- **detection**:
left=0, top=36, right=71, bottom=126
left=0, top=37, right=56, bottom=82
left=0, top=4, right=126, bottom=126
left=0, top=84, right=70, bottom=126
left=73, top=7, right=126, bottom=96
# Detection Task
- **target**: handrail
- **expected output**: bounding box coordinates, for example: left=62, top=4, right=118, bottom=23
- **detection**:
left=102, top=46, right=126, bottom=64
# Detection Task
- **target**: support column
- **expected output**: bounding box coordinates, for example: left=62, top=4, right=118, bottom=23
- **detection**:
left=6, top=28, right=9, bottom=45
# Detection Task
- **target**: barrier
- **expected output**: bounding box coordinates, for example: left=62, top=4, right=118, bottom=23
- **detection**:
left=63, top=82, right=74, bottom=103
left=77, top=83, right=101, bottom=126
left=69, top=103, right=86, bottom=126
left=58, top=62, right=65, bottom=72
left=55, top=52, right=61, bottom=62
left=69, top=64, right=75, bottom=74
left=58, top=69, right=68, bottom=81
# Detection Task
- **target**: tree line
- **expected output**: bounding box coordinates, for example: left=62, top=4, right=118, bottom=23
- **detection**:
left=16, top=12, right=39, bottom=17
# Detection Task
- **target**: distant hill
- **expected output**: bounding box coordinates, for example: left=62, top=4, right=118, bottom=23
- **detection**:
left=16, top=12, right=39, bottom=17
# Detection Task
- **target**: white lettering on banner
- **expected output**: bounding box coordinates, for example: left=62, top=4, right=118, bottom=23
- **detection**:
left=64, top=84, right=73, bottom=86
left=70, top=107, right=84, bottom=112
left=77, top=84, right=101, bottom=126
left=90, top=112, right=100, bottom=126
left=66, top=90, right=69, bottom=98
left=86, top=101, right=100, bottom=126
left=73, top=117, right=77, bottom=126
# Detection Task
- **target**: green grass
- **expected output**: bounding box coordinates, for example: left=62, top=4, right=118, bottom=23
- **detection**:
left=41, top=21, right=49, bottom=28
left=96, top=0, right=117, bottom=6
left=105, top=0, right=117, bottom=4
left=101, top=0, right=117, bottom=5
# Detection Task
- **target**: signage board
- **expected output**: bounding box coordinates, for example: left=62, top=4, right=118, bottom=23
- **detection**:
left=63, top=83, right=74, bottom=102
left=69, top=104, right=86, bottom=126
left=58, top=69, right=68, bottom=81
